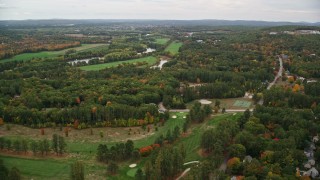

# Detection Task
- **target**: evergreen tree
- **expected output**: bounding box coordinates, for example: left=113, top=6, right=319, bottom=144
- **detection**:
left=107, top=162, right=118, bottom=175
left=0, top=137, right=5, bottom=150
left=135, top=168, right=144, bottom=180
left=97, top=144, right=106, bottom=162
left=172, top=126, right=180, bottom=140
left=144, top=160, right=153, bottom=180
left=172, top=148, right=183, bottom=175
left=58, top=136, right=66, bottom=155
left=71, top=161, right=84, bottom=180
left=43, top=139, right=50, bottom=155
left=21, top=139, right=28, bottom=154
left=166, top=130, right=173, bottom=143
left=179, top=144, right=186, bottom=160
left=6, top=139, right=12, bottom=150
left=52, top=134, right=58, bottom=154
left=30, top=141, right=38, bottom=155
left=0, top=160, right=9, bottom=180
left=125, top=140, right=134, bottom=158
left=13, top=140, right=21, bottom=153
left=8, top=167, right=21, bottom=180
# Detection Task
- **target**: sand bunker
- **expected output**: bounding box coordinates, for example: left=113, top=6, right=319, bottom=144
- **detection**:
left=172, top=115, right=177, bottom=119
left=129, top=164, right=137, bottom=168
left=198, top=99, right=212, bottom=105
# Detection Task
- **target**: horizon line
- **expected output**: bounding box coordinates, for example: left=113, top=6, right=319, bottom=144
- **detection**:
left=0, top=18, right=319, bottom=24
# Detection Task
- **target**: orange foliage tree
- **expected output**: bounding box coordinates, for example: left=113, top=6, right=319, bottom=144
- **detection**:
left=0, top=118, right=4, bottom=126
left=139, top=146, right=153, bottom=157
left=227, top=157, right=241, bottom=169
left=74, top=120, right=79, bottom=129
left=292, top=84, right=300, bottom=92
left=40, top=128, right=45, bottom=135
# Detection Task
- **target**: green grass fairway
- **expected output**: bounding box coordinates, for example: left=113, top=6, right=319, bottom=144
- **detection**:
left=176, top=113, right=242, bottom=162
left=155, top=38, right=170, bottom=45
left=165, top=41, right=183, bottom=55
left=0, top=44, right=107, bottom=63
left=1, top=155, right=70, bottom=180
left=66, top=112, right=187, bottom=154
left=126, top=168, right=138, bottom=177
left=233, top=100, right=251, bottom=108
left=79, top=56, right=157, bottom=71
left=134, top=112, right=187, bottom=148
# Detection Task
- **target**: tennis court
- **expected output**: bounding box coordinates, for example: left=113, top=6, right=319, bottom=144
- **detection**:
left=233, top=100, right=251, bottom=108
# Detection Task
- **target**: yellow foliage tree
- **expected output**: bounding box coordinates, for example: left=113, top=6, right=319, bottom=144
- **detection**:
left=292, top=84, right=300, bottom=92
left=227, top=157, right=240, bottom=169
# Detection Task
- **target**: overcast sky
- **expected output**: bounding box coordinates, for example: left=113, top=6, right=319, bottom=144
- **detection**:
left=0, top=0, right=319, bottom=22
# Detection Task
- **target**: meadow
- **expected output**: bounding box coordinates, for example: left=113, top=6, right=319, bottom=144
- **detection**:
left=79, top=56, right=157, bottom=71
left=0, top=44, right=107, bottom=63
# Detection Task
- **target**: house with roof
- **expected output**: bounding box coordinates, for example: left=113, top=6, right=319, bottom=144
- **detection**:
left=303, top=168, right=319, bottom=178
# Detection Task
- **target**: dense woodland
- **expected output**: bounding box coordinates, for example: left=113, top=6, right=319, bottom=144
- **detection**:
left=0, top=23, right=320, bottom=179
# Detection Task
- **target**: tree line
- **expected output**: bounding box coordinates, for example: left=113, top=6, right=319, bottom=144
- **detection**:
left=0, top=134, right=67, bottom=156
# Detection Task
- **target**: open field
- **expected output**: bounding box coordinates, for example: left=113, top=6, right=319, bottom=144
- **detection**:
left=79, top=56, right=157, bottom=71
left=0, top=44, right=107, bottom=63
left=155, top=38, right=170, bottom=45
left=164, top=41, right=183, bottom=55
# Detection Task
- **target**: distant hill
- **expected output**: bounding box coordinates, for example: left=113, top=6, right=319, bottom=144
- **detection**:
left=0, top=19, right=319, bottom=27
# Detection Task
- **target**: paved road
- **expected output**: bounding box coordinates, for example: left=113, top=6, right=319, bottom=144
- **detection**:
left=259, top=56, right=283, bottom=105
left=176, top=168, right=191, bottom=180
left=225, top=109, right=253, bottom=113
left=158, top=102, right=190, bottom=112
left=267, top=56, right=283, bottom=90
left=219, top=158, right=228, bottom=172
left=159, top=104, right=252, bottom=113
